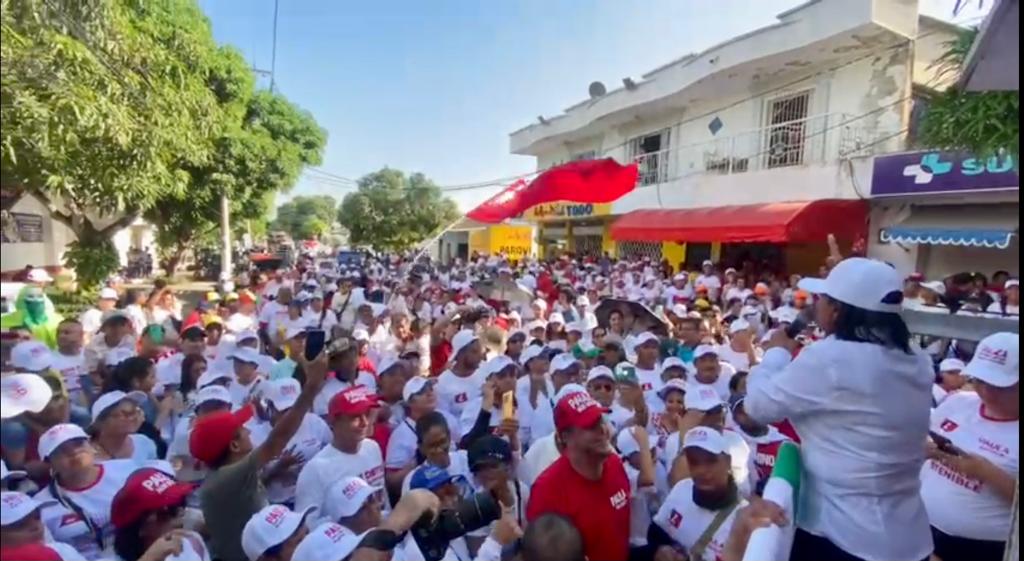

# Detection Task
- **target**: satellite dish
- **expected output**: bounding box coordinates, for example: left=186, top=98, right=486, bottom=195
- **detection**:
left=588, top=81, right=607, bottom=98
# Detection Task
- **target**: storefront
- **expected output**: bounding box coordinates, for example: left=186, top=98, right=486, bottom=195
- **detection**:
left=522, top=202, right=615, bottom=259
left=868, top=150, right=1019, bottom=278
left=609, top=199, right=868, bottom=274
left=467, top=223, right=535, bottom=261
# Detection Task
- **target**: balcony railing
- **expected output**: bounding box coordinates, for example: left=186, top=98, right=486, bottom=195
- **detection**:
left=624, top=112, right=902, bottom=185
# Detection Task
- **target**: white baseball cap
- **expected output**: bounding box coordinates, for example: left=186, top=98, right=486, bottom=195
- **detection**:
left=241, top=504, right=317, bottom=561
left=525, top=319, right=547, bottom=333
left=262, top=378, right=301, bottom=410
left=565, top=321, right=585, bottom=334
left=1, top=460, right=27, bottom=482
left=673, top=273, right=687, bottom=282
left=451, top=329, right=479, bottom=357
left=683, top=426, right=728, bottom=455
left=532, top=298, right=548, bottom=311
left=402, top=376, right=434, bottom=403
left=324, top=476, right=380, bottom=520
left=231, top=346, right=262, bottom=365
left=194, top=385, right=232, bottom=408
left=632, top=332, right=659, bottom=350
left=377, top=355, right=402, bottom=377
left=585, top=366, right=615, bottom=384
left=1005, top=279, right=1020, bottom=290
left=964, top=332, right=1019, bottom=388
left=670, top=304, right=688, bottom=317
left=37, top=423, right=89, bottom=459
left=352, top=329, right=370, bottom=342
left=284, top=325, right=308, bottom=340
left=554, top=382, right=587, bottom=403
left=921, top=281, right=946, bottom=296
left=1, top=373, right=53, bottom=419
left=798, top=257, right=902, bottom=313
left=104, top=347, right=135, bottom=368
left=657, top=378, right=688, bottom=400
left=520, top=344, right=546, bottom=366
left=27, top=268, right=53, bottom=283
left=616, top=428, right=656, bottom=459
left=702, top=259, right=714, bottom=267
left=693, top=344, right=719, bottom=360
left=661, top=357, right=688, bottom=372
left=236, top=329, right=260, bottom=344
left=291, top=522, right=363, bottom=561
left=684, top=383, right=724, bottom=412
left=576, top=296, right=591, bottom=308
left=1, top=491, right=56, bottom=526
left=91, top=390, right=147, bottom=423
left=549, top=352, right=580, bottom=374
left=547, top=312, right=566, bottom=326
left=728, top=318, right=751, bottom=335
left=938, top=358, right=967, bottom=373
left=197, top=368, right=232, bottom=389
left=10, top=340, right=53, bottom=372
left=99, top=287, right=119, bottom=300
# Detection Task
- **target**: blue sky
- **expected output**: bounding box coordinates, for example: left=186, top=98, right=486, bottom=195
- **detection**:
left=198, top=0, right=989, bottom=211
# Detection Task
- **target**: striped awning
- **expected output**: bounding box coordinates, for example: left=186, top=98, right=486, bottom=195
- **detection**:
left=879, top=204, right=1018, bottom=249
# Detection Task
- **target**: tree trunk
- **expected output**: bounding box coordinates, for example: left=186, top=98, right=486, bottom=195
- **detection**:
left=161, top=244, right=188, bottom=276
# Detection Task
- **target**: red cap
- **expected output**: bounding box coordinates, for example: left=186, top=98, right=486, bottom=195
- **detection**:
left=188, top=404, right=254, bottom=464
left=554, top=391, right=604, bottom=432
left=1, top=544, right=65, bottom=561
left=328, top=386, right=379, bottom=417
left=111, top=468, right=196, bottom=529
left=907, top=272, right=925, bottom=282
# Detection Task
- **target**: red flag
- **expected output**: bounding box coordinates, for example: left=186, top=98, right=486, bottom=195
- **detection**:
left=466, top=158, right=638, bottom=223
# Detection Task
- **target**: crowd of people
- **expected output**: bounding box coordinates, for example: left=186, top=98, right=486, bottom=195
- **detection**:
left=0, top=251, right=1018, bottom=561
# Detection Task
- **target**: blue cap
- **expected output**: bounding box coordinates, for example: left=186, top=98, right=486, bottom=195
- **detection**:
left=409, top=465, right=462, bottom=491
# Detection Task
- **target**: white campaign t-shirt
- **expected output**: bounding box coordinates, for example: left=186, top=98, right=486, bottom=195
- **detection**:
left=127, top=434, right=159, bottom=461
left=625, top=463, right=659, bottom=547
left=921, top=391, right=1019, bottom=541
left=385, top=411, right=460, bottom=471
left=249, top=413, right=332, bottom=504
left=435, top=368, right=487, bottom=420
left=312, top=373, right=378, bottom=417
left=693, top=363, right=736, bottom=402
left=653, top=479, right=746, bottom=561
left=228, top=378, right=263, bottom=409
left=295, top=439, right=385, bottom=527
left=37, top=459, right=166, bottom=560
left=635, top=366, right=665, bottom=411
left=50, top=350, right=87, bottom=393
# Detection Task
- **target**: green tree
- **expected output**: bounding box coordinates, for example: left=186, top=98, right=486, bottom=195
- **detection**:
left=148, top=90, right=327, bottom=273
left=915, top=27, right=1019, bottom=159
left=272, top=195, right=337, bottom=241
left=1, top=0, right=231, bottom=287
left=337, top=168, right=460, bottom=252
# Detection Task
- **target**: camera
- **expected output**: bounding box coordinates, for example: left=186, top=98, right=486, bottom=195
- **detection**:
left=411, top=491, right=502, bottom=561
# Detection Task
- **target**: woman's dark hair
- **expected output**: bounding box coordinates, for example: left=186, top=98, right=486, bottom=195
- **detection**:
left=180, top=354, right=207, bottom=397
left=830, top=296, right=912, bottom=354
left=113, top=519, right=148, bottom=561
left=105, top=357, right=154, bottom=393
left=415, top=411, right=450, bottom=443
left=609, top=309, right=624, bottom=321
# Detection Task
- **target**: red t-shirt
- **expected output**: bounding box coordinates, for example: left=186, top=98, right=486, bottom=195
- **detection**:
left=358, top=356, right=377, bottom=376
left=430, top=340, right=451, bottom=377
left=527, top=454, right=630, bottom=561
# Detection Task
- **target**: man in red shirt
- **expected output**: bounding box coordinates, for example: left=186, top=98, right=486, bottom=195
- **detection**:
left=527, top=389, right=631, bottom=561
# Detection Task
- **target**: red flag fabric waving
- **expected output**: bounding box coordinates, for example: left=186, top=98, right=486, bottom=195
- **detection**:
left=466, top=158, right=639, bottom=223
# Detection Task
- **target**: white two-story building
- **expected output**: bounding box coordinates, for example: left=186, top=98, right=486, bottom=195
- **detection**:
left=509, top=0, right=961, bottom=274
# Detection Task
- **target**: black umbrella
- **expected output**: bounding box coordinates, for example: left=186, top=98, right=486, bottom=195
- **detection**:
left=594, top=298, right=670, bottom=337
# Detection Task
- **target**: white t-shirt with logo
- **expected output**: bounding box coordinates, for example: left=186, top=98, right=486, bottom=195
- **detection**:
left=312, top=373, right=378, bottom=417
left=693, top=363, right=736, bottom=402
left=50, top=350, right=87, bottom=393
left=635, top=366, right=665, bottom=411
left=248, top=413, right=332, bottom=504
left=295, top=439, right=384, bottom=527
left=36, top=459, right=163, bottom=560
left=435, top=368, right=487, bottom=420
left=385, top=411, right=460, bottom=471
left=920, top=391, right=1019, bottom=541
left=653, top=478, right=747, bottom=561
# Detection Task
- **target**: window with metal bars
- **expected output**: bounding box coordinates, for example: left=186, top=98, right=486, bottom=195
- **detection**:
left=764, top=90, right=811, bottom=169
left=627, top=129, right=671, bottom=186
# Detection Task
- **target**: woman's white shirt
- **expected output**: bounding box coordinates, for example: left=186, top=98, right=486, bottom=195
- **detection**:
left=745, top=339, right=934, bottom=561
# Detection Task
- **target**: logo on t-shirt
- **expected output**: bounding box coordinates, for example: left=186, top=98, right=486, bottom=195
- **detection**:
left=668, top=509, right=683, bottom=528
left=455, top=393, right=469, bottom=404
left=609, top=489, right=628, bottom=510
left=940, top=419, right=959, bottom=432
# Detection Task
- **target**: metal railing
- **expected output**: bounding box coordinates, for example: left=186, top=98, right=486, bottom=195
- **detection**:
left=624, top=112, right=903, bottom=186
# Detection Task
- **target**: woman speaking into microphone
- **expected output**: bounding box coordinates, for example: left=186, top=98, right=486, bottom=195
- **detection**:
left=745, top=258, right=934, bottom=561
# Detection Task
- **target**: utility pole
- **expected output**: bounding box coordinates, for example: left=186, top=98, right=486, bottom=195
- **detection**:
left=220, top=190, right=232, bottom=290
left=270, top=0, right=279, bottom=93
